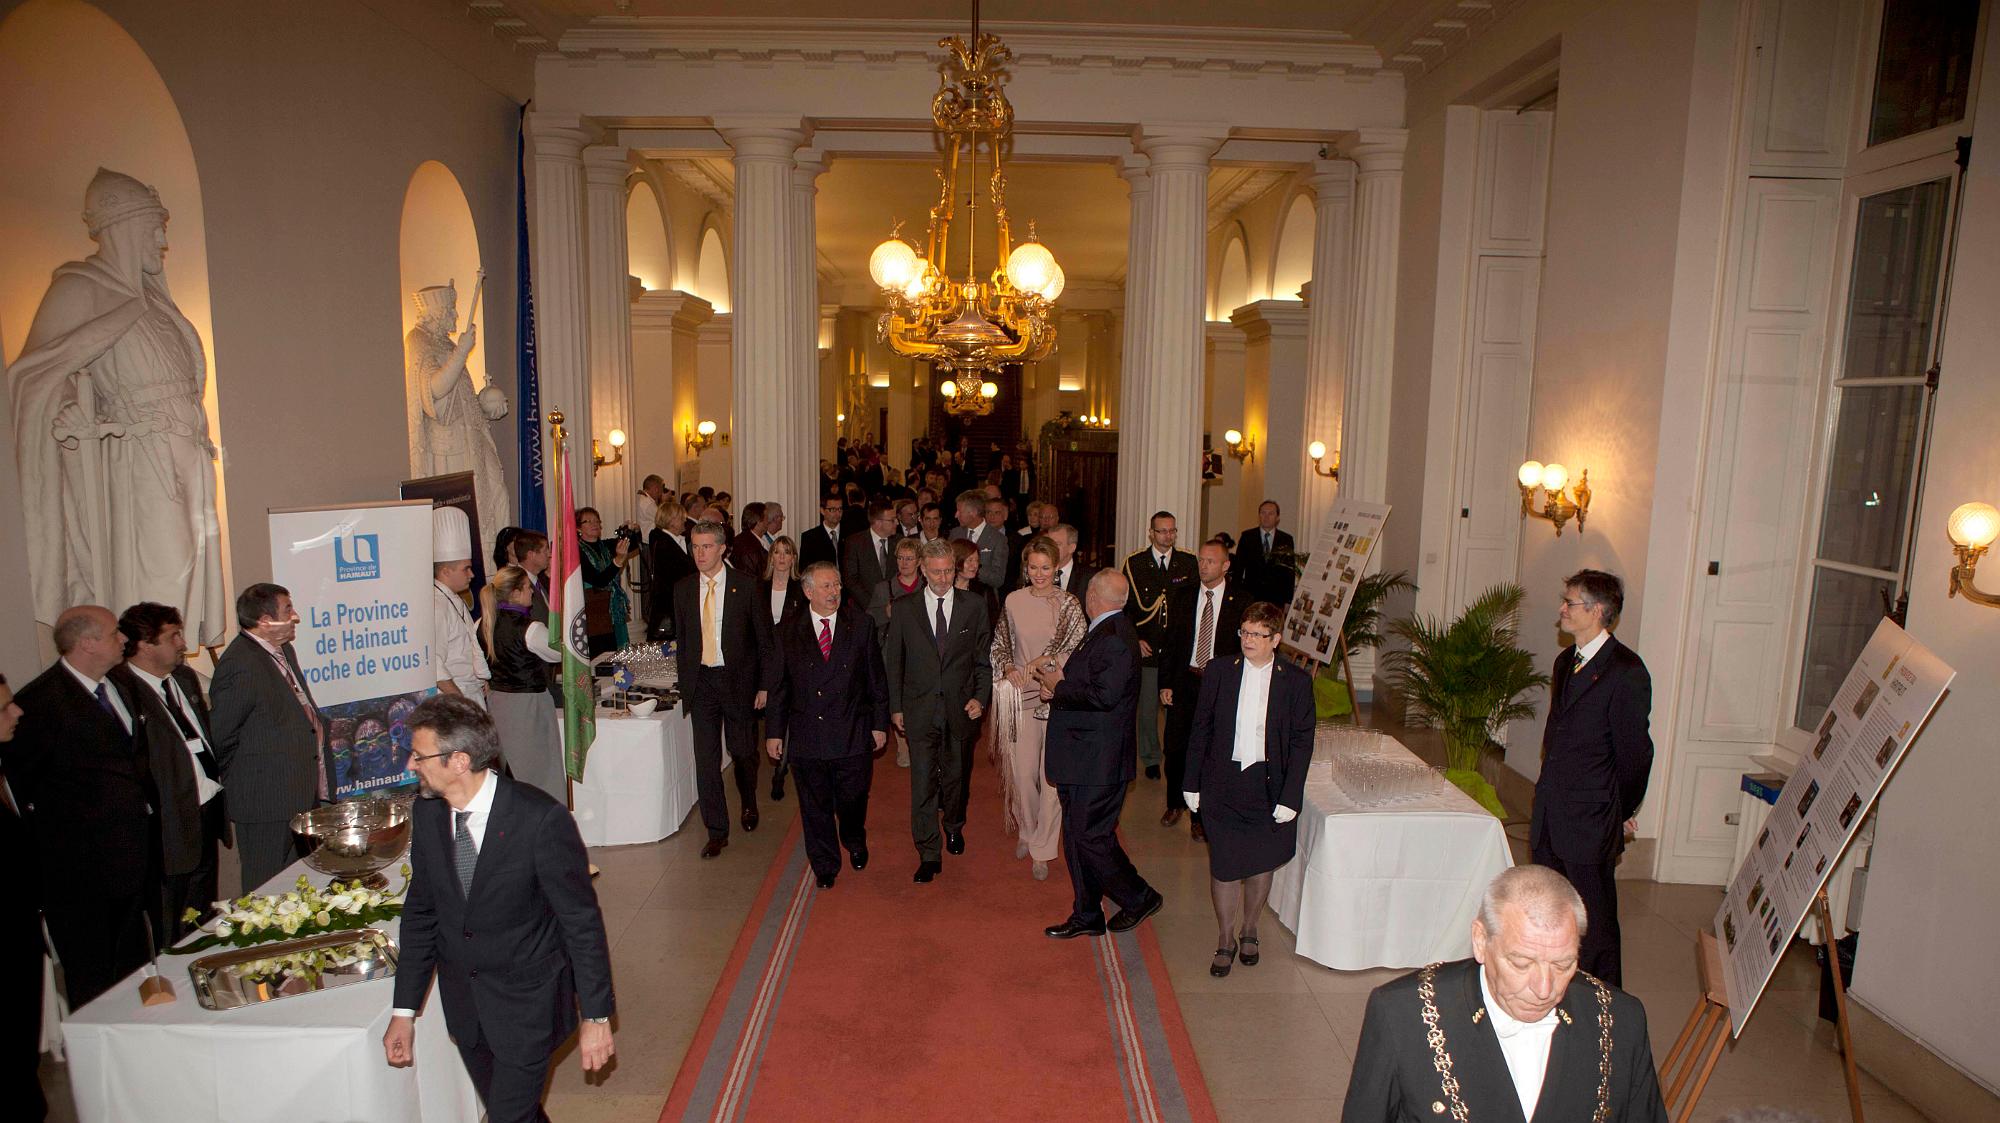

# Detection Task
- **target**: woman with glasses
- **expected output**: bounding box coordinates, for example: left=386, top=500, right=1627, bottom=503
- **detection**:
left=1183, top=601, right=1316, bottom=977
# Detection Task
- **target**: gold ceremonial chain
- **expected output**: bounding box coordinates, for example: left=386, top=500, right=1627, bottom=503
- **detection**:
left=1589, top=973, right=1614, bottom=1123
left=1417, top=965, right=1471, bottom=1121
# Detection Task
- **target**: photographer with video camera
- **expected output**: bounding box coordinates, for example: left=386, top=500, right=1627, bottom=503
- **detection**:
left=577, top=506, right=638, bottom=656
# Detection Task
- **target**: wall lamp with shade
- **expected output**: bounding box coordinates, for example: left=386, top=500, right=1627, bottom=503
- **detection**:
left=684, top=419, right=720, bottom=456
left=1947, top=500, right=2000, bottom=606
left=1224, top=428, right=1255, bottom=463
left=592, top=428, right=625, bottom=475
left=1518, top=460, right=1591, bottom=535
left=1307, top=440, right=1339, bottom=479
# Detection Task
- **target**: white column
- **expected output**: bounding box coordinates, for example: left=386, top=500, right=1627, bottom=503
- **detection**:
left=1113, top=155, right=1154, bottom=559
left=1300, top=159, right=1356, bottom=550
left=695, top=313, right=734, bottom=493
left=528, top=113, right=593, bottom=510
left=1128, top=129, right=1226, bottom=555
left=583, top=145, right=637, bottom=520
left=1202, top=323, right=1247, bottom=541
left=717, top=120, right=806, bottom=525
left=1232, top=300, right=1311, bottom=532
left=790, top=152, right=828, bottom=524
left=1337, top=130, right=1406, bottom=509
left=631, top=290, right=713, bottom=492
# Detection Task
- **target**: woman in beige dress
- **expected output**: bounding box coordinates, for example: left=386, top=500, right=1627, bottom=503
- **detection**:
left=990, top=536, right=1088, bottom=879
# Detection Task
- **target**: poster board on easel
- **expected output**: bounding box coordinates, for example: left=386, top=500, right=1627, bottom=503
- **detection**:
left=1278, top=499, right=1391, bottom=673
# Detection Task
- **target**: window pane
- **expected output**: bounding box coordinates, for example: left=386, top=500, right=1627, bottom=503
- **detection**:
left=1795, top=567, right=1895, bottom=729
left=1815, top=385, right=1926, bottom=570
left=1868, top=0, right=1981, bottom=146
left=1840, top=179, right=1949, bottom=381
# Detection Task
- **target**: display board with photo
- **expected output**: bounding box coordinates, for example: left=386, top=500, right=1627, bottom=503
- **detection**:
left=1280, top=499, right=1391, bottom=666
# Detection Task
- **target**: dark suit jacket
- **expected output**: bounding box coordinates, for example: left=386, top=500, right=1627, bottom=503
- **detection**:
left=1159, top=579, right=1252, bottom=701
left=799, top=523, right=843, bottom=571
left=882, top=587, right=993, bottom=739
left=1532, top=635, right=1654, bottom=864
left=766, top=605, right=891, bottom=760
left=110, top=663, right=223, bottom=877
left=1342, top=957, right=1667, bottom=1123
left=1044, top=614, right=1141, bottom=788
left=760, top=577, right=810, bottom=629
left=728, top=529, right=770, bottom=579
left=647, top=528, right=696, bottom=637
left=5, top=661, right=155, bottom=903
left=392, top=775, right=614, bottom=1065
left=1184, top=657, right=1314, bottom=813
left=672, top=567, right=778, bottom=705
left=1122, top=548, right=1198, bottom=667
left=839, top=530, right=898, bottom=611
left=1234, top=527, right=1298, bottom=606
left=210, top=633, right=328, bottom=822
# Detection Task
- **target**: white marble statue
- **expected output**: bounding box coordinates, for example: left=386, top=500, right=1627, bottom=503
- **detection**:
left=405, top=275, right=511, bottom=557
left=9, top=168, right=227, bottom=643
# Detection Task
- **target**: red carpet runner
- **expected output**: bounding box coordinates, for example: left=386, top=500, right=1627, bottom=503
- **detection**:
left=661, top=747, right=1216, bottom=1122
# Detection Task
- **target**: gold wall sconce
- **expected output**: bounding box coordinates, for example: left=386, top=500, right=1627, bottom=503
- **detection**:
left=1307, top=440, right=1339, bottom=479
left=1224, top=429, right=1255, bottom=463
left=1947, top=501, right=2000, bottom=606
left=1518, top=460, right=1590, bottom=535
left=592, top=428, right=625, bottom=475
left=684, top=419, right=719, bottom=456
left=1081, top=414, right=1112, bottom=429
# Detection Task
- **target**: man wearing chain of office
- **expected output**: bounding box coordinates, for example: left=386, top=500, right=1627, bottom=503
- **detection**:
left=1343, top=866, right=1667, bottom=1122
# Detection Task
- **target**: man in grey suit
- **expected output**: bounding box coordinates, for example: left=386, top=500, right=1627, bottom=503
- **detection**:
left=884, top=539, right=992, bottom=883
left=948, top=490, right=1008, bottom=590
left=210, top=583, right=331, bottom=891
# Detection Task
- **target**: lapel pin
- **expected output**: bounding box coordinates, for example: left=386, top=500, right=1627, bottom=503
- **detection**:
left=1431, top=1102, right=1446, bottom=1114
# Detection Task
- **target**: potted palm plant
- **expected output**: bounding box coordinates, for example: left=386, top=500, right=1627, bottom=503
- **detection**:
left=1379, top=583, right=1548, bottom=817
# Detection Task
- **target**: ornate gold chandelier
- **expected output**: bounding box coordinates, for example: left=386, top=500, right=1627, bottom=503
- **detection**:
left=868, top=2, right=1064, bottom=417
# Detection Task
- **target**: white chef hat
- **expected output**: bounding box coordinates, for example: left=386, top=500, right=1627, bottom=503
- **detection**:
left=432, top=505, right=472, bottom=564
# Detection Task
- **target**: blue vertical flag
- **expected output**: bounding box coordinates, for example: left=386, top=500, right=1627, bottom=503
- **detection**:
left=515, top=106, right=546, bottom=533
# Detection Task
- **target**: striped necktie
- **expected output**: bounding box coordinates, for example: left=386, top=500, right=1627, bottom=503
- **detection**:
left=453, top=810, right=478, bottom=896
left=818, top=618, right=834, bottom=661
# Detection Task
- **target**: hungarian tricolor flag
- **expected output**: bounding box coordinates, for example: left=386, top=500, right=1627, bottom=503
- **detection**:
left=551, top=448, right=595, bottom=781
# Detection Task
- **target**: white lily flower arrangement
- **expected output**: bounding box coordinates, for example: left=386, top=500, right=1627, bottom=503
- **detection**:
left=170, top=865, right=411, bottom=955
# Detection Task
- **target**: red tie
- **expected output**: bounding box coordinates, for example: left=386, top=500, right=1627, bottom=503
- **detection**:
left=818, top=618, right=833, bottom=661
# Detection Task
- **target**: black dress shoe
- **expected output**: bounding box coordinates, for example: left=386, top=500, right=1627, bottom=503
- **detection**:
left=770, top=780, right=786, bottom=801
left=913, top=860, right=942, bottom=883
left=1108, top=889, right=1164, bottom=933
left=1145, top=764, right=1161, bottom=780
left=1044, top=918, right=1108, bottom=940
left=1160, top=808, right=1183, bottom=828
left=742, top=808, right=760, bottom=832
left=700, top=838, right=727, bottom=860
left=850, top=849, right=869, bottom=871
left=1191, top=819, right=1207, bottom=843
left=816, top=874, right=835, bottom=889
left=944, top=830, right=965, bottom=855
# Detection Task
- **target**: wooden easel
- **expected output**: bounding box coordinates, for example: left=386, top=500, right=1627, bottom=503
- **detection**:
left=1663, top=889, right=1867, bottom=1121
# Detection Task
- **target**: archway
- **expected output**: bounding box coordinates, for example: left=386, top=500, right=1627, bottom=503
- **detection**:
left=626, top=178, right=673, bottom=292
left=1213, top=230, right=1251, bottom=321
left=694, top=222, right=730, bottom=313
left=1270, top=192, right=1316, bottom=302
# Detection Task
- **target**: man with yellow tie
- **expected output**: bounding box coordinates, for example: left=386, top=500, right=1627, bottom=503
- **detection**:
left=673, top=520, right=777, bottom=859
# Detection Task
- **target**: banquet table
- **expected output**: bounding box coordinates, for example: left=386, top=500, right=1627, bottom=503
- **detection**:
left=1268, top=727, right=1515, bottom=971
left=570, top=709, right=699, bottom=846
left=61, top=859, right=480, bottom=1123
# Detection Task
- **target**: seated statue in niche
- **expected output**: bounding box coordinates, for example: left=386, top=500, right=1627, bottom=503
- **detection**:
left=9, top=168, right=226, bottom=643
left=405, top=276, right=510, bottom=555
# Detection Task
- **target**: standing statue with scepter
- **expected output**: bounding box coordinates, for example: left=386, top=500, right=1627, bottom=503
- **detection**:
left=406, top=269, right=511, bottom=556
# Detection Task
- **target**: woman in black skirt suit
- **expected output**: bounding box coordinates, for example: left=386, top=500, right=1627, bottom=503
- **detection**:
left=1184, top=601, right=1315, bottom=977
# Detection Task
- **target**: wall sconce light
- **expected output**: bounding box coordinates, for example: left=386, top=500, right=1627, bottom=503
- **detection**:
left=1080, top=414, right=1112, bottom=429
left=685, top=419, right=719, bottom=456
left=1224, top=428, right=1255, bottom=463
left=1947, top=501, right=2000, bottom=606
left=836, top=412, right=847, bottom=424
left=592, top=428, right=626, bottom=475
left=1307, top=440, right=1339, bottom=479
left=1518, top=460, right=1590, bottom=535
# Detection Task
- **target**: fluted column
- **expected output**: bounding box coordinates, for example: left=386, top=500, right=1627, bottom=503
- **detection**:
left=1300, top=159, right=1356, bottom=549
left=1203, top=323, right=1247, bottom=540
left=717, top=120, right=806, bottom=524
left=528, top=113, right=592, bottom=511
left=1232, top=300, right=1310, bottom=532
left=790, top=151, right=827, bottom=523
left=1127, top=129, right=1226, bottom=556
left=1113, top=155, right=1154, bottom=559
left=1338, top=131, right=1405, bottom=509
left=630, top=290, right=712, bottom=493
left=583, top=145, right=637, bottom=519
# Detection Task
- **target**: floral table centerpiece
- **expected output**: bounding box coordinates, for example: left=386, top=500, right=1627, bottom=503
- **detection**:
left=170, top=868, right=408, bottom=955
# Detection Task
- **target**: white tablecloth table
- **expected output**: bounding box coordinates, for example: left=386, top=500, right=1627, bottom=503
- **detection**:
left=570, top=710, right=698, bottom=846
left=1269, top=728, right=1515, bottom=970
left=61, top=860, right=480, bottom=1123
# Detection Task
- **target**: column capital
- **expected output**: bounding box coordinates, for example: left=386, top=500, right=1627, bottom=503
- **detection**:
left=1118, top=153, right=1151, bottom=184
left=631, top=289, right=715, bottom=332
left=1341, top=129, right=1408, bottom=176
left=792, top=148, right=829, bottom=186
left=1308, top=159, right=1356, bottom=202
left=1205, top=321, right=1246, bottom=353
left=1135, top=126, right=1228, bottom=170
left=528, top=113, right=591, bottom=162
left=715, top=117, right=807, bottom=161
left=1229, top=299, right=1310, bottom=343
left=581, top=144, right=631, bottom=186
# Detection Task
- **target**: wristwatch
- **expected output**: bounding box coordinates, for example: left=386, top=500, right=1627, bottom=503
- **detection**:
left=586, top=1016, right=610, bottom=1024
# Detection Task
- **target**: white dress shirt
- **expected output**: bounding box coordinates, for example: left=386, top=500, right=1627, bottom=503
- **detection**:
left=1232, top=657, right=1274, bottom=768
left=926, top=587, right=954, bottom=634
left=432, top=580, right=491, bottom=705
left=1189, top=582, right=1224, bottom=668
left=63, top=658, right=131, bottom=734
left=1056, top=561, right=1075, bottom=591
left=392, top=771, right=497, bottom=1019
left=1479, top=965, right=1561, bottom=1120
left=770, top=579, right=792, bottom=625
left=1152, top=549, right=1173, bottom=571
left=1572, top=629, right=1611, bottom=671
left=811, top=607, right=838, bottom=645
left=128, top=665, right=224, bottom=804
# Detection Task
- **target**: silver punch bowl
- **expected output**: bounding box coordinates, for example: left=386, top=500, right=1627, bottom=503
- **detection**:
left=291, top=797, right=413, bottom=888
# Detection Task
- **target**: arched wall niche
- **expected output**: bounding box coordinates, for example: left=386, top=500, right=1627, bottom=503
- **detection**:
left=1212, top=226, right=1251, bottom=321
left=1270, top=191, right=1316, bottom=302
left=694, top=219, right=730, bottom=313
left=626, top=176, right=673, bottom=292
left=398, top=159, right=487, bottom=408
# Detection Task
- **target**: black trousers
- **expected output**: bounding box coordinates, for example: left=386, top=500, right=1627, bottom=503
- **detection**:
left=455, top=1037, right=554, bottom=1123
left=44, top=890, right=151, bottom=1010
left=2, top=901, right=45, bottom=1122
left=1532, top=820, right=1623, bottom=986
left=1056, top=782, right=1152, bottom=927
left=906, top=718, right=970, bottom=860
left=1162, top=678, right=1204, bottom=816
left=160, top=799, right=227, bottom=945
left=792, top=754, right=872, bottom=879
left=687, top=669, right=760, bottom=840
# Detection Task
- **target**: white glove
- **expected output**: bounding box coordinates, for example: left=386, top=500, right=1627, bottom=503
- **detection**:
left=1272, top=805, right=1297, bottom=824
left=1183, top=792, right=1200, bottom=813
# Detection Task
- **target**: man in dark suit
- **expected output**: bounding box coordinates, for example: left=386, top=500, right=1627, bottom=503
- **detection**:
left=210, top=583, right=331, bottom=892
left=800, top=495, right=846, bottom=570
left=1342, top=865, right=1668, bottom=1122
left=4, top=605, right=156, bottom=1010
left=1049, top=524, right=1083, bottom=596
left=674, top=520, right=777, bottom=857
left=764, top=563, right=891, bottom=888
left=0, top=675, right=46, bottom=1120
left=384, top=696, right=615, bottom=1123
left=839, top=500, right=900, bottom=613
left=1158, top=540, right=1252, bottom=837
left=1036, top=570, right=1163, bottom=938
left=1122, top=511, right=1198, bottom=781
left=1531, top=569, right=1653, bottom=987
left=1235, top=500, right=1297, bottom=607
left=729, top=501, right=772, bottom=576
left=113, top=602, right=228, bottom=945
left=884, top=539, right=992, bottom=882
